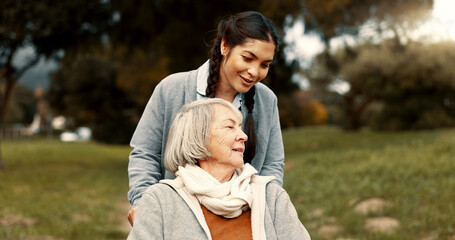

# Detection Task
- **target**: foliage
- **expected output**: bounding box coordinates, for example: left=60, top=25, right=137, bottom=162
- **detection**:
left=299, top=0, right=435, bottom=131
left=108, top=0, right=302, bottom=96
left=300, top=0, right=433, bottom=44
left=109, top=0, right=301, bottom=68
left=113, top=47, right=170, bottom=113
left=3, top=85, right=35, bottom=124
left=334, top=40, right=455, bottom=130
left=278, top=90, right=327, bottom=128
left=48, top=56, right=135, bottom=144
left=0, top=0, right=112, bottom=121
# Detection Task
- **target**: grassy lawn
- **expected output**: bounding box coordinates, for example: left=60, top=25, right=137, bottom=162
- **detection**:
left=283, top=126, right=455, bottom=240
left=0, top=139, right=131, bottom=240
left=1, top=126, right=454, bottom=239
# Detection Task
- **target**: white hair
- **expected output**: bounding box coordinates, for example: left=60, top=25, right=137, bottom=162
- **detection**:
left=164, top=98, right=242, bottom=175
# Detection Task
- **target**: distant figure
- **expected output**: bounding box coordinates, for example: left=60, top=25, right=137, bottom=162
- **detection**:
left=127, top=99, right=310, bottom=239
left=24, top=87, right=49, bottom=136
left=128, top=11, right=286, bottom=224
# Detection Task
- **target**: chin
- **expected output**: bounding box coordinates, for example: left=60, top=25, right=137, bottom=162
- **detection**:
left=237, top=87, right=252, bottom=94
left=233, top=160, right=245, bottom=169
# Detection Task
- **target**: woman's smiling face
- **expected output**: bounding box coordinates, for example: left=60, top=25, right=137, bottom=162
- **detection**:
left=219, top=38, right=276, bottom=95
left=205, top=104, right=248, bottom=170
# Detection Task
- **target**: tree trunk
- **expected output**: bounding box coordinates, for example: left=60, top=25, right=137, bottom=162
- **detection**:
left=344, top=94, right=374, bottom=131
left=0, top=58, right=19, bottom=170
left=0, top=79, right=17, bottom=122
left=0, top=43, right=38, bottom=170
left=0, top=139, right=4, bottom=170
left=0, top=120, right=5, bottom=169
left=0, top=75, right=17, bottom=169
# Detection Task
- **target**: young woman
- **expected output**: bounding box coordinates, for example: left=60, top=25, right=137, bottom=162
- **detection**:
left=127, top=11, right=286, bottom=225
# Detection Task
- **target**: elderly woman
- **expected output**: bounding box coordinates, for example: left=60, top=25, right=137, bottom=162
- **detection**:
left=127, top=98, right=310, bottom=240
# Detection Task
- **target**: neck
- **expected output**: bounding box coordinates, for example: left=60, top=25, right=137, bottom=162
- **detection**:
left=199, top=159, right=236, bottom=183
left=215, top=59, right=237, bottom=102
left=215, top=81, right=237, bottom=103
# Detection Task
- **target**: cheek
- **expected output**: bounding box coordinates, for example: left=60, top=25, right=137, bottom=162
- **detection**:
left=259, top=68, right=269, bottom=80
left=229, top=57, right=245, bottom=72
left=211, top=134, right=231, bottom=154
left=216, top=135, right=227, bottom=145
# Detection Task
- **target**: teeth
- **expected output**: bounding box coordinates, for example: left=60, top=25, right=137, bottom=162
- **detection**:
left=242, top=77, right=253, bottom=83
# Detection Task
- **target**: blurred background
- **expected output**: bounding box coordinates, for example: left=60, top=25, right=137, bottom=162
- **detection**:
left=1, top=0, right=455, bottom=239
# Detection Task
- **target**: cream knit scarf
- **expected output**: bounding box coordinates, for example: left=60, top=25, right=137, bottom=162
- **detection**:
left=175, top=163, right=257, bottom=218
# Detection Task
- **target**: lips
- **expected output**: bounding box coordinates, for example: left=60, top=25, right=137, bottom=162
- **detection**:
left=232, top=147, right=244, bottom=153
left=240, top=76, right=255, bottom=86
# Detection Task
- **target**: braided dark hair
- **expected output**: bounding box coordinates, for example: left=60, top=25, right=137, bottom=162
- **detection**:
left=206, top=11, right=279, bottom=163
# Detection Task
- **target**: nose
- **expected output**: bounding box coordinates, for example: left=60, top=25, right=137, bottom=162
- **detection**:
left=247, top=65, right=259, bottom=79
left=237, top=129, right=248, bottom=142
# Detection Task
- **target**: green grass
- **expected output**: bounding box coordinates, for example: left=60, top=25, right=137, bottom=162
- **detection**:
left=0, top=139, right=131, bottom=240
left=1, top=126, right=454, bottom=239
left=283, top=126, right=455, bottom=240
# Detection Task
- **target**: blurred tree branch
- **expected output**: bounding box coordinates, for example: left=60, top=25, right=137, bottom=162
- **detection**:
left=299, top=0, right=434, bottom=130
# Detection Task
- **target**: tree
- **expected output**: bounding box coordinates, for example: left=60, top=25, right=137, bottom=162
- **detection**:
left=109, top=0, right=302, bottom=96
left=48, top=56, right=136, bottom=144
left=301, top=0, right=433, bottom=45
left=298, top=0, right=434, bottom=130
left=3, top=84, right=35, bottom=124
left=278, top=90, right=327, bottom=128
left=322, top=40, right=455, bottom=130
left=366, top=41, right=455, bottom=130
left=0, top=0, right=113, bottom=168
left=42, top=0, right=303, bottom=148
left=0, top=0, right=112, bottom=121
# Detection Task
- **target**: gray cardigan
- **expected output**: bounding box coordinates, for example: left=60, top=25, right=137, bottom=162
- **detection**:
left=128, top=62, right=285, bottom=206
left=127, top=180, right=310, bottom=239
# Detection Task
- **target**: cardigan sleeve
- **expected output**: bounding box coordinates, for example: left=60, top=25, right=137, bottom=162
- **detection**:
left=273, top=187, right=311, bottom=239
left=127, top=191, right=164, bottom=239
left=258, top=96, right=285, bottom=186
left=127, top=81, right=167, bottom=207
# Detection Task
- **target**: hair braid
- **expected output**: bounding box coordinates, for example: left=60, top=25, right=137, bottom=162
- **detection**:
left=206, top=21, right=226, bottom=98
left=243, top=86, right=257, bottom=163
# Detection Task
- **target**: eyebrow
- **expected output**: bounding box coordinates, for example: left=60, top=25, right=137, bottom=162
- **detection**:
left=222, top=118, right=242, bottom=125
left=243, top=50, right=273, bottom=63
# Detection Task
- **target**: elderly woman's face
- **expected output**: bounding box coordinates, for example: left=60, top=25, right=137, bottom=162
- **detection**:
left=206, top=105, right=248, bottom=169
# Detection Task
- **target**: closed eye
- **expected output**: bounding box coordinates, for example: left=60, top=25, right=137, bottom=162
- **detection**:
left=242, top=56, right=252, bottom=62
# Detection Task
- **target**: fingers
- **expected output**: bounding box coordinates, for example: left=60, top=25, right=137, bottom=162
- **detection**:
left=127, top=206, right=139, bottom=226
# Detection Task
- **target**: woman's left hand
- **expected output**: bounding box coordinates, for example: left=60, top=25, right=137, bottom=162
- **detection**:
left=127, top=205, right=139, bottom=226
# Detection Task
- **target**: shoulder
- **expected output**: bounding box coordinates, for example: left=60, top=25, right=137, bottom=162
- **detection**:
left=141, top=182, right=179, bottom=201
left=252, top=83, right=278, bottom=110
left=251, top=176, right=286, bottom=201
left=155, top=69, right=197, bottom=92
left=254, top=82, right=277, bottom=102
left=265, top=181, right=286, bottom=198
left=264, top=182, right=295, bottom=215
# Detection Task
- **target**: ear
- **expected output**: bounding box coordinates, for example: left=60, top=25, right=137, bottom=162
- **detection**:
left=220, top=38, right=229, bottom=56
